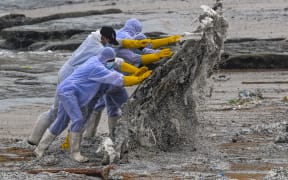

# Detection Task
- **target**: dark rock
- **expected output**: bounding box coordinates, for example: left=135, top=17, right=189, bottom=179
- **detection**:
left=219, top=53, right=288, bottom=69
left=144, top=32, right=167, bottom=38
left=0, top=9, right=122, bottom=50
left=219, top=38, right=288, bottom=69
left=28, top=9, right=122, bottom=24
left=28, top=32, right=89, bottom=51
left=1, top=28, right=86, bottom=50
left=0, top=14, right=31, bottom=30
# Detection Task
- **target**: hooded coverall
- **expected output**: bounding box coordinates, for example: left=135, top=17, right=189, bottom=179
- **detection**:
left=49, top=47, right=125, bottom=135
left=28, top=30, right=128, bottom=145
left=45, top=31, right=105, bottom=124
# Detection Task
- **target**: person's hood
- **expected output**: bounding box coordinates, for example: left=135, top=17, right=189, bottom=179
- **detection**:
left=97, top=47, right=116, bottom=64
left=134, top=33, right=147, bottom=40
left=120, top=18, right=142, bottom=38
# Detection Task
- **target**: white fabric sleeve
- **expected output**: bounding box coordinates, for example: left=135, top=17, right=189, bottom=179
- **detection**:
left=88, top=66, right=124, bottom=87
left=113, top=57, right=124, bottom=71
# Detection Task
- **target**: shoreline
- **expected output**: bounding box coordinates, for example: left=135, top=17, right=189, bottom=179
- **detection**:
left=0, top=0, right=286, bottom=39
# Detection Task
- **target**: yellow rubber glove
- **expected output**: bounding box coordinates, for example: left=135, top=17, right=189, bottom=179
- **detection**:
left=61, top=133, right=70, bottom=150
left=139, top=70, right=152, bottom=80
left=141, top=48, right=173, bottom=65
left=120, top=62, right=139, bottom=74
left=123, top=70, right=152, bottom=86
left=133, top=66, right=149, bottom=76
left=151, top=35, right=182, bottom=49
left=121, top=39, right=152, bottom=49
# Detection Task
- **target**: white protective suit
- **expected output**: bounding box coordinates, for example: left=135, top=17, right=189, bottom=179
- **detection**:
left=49, top=47, right=124, bottom=135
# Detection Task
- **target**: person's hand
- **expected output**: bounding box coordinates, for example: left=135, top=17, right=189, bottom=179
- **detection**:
left=123, top=70, right=152, bottom=86
left=158, top=48, right=173, bottom=58
left=168, top=35, right=182, bottom=43
left=133, top=66, right=149, bottom=76
left=139, top=70, right=152, bottom=81
left=141, top=48, right=173, bottom=64
left=138, top=39, right=152, bottom=47
left=151, top=35, right=182, bottom=49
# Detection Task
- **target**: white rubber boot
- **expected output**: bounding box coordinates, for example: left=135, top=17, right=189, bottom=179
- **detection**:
left=28, top=111, right=54, bottom=146
left=83, top=110, right=102, bottom=137
left=33, top=130, right=56, bottom=158
left=108, top=116, right=120, bottom=138
left=70, top=132, right=89, bottom=162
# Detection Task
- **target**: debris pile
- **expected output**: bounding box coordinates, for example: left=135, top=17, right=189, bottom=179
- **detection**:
left=114, top=4, right=228, bottom=158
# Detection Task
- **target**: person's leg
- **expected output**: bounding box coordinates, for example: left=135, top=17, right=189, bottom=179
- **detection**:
left=28, top=65, right=74, bottom=145
left=33, top=100, right=68, bottom=158
left=33, top=129, right=56, bottom=158
left=83, top=96, right=105, bottom=137
left=28, top=93, right=59, bottom=145
left=59, top=93, right=88, bottom=162
left=83, top=85, right=110, bottom=137
left=106, top=87, right=128, bottom=138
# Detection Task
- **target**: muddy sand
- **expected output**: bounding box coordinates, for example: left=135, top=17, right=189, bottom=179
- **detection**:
left=0, top=0, right=288, bottom=179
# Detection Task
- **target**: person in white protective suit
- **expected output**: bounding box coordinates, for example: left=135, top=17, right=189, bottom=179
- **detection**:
left=28, top=26, right=151, bottom=146
left=83, top=18, right=181, bottom=138
left=33, top=47, right=152, bottom=162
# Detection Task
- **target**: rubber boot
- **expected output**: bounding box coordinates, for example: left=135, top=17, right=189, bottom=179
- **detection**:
left=69, top=132, right=89, bottom=162
left=28, top=111, right=54, bottom=146
left=83, top=111, right=102, bottom=137
left=108, top=116, right=120, bottom=138
left=33, top=130, right=56, bottom=158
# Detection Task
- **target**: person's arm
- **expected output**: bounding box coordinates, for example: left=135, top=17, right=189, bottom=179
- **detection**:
left=123, top=70, right=152, bottom=86
left=88, top=62, right=151, bottom=87
left=116, top=48, right=142, bottom=65
left=142, top=47, right=159, bottom=54
left=119, top=39, right=151, bottom=49
left=117, top=48, right=173, bottom=66
left=119, top=61, right=150, bottom=77
left=150, top=35, right=182, bottom=49
left=141, top=48, right=173, bottom=64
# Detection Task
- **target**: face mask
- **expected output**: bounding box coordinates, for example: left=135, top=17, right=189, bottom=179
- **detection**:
left=105, top=43, right=112, bottom=47
left=106, top=62, right=114, bottom=70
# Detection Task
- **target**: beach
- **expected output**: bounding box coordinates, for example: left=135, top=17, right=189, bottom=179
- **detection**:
left=0, top=0, right=288, bottom=179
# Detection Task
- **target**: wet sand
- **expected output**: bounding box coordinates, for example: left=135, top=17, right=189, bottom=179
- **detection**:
left=0, top=0, right=288, bottom=179
left=1, top=0, right=287, bottom=141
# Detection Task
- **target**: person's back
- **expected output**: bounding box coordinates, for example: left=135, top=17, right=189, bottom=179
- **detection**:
left=58, top=55, right=123, bottom=107
left=58, top=32, right=103, bottom=82
left=114, top=18, right=143, bottom=66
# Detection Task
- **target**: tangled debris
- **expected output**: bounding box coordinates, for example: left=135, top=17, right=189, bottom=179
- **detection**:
left=113, top=3, right=228, bottom=158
